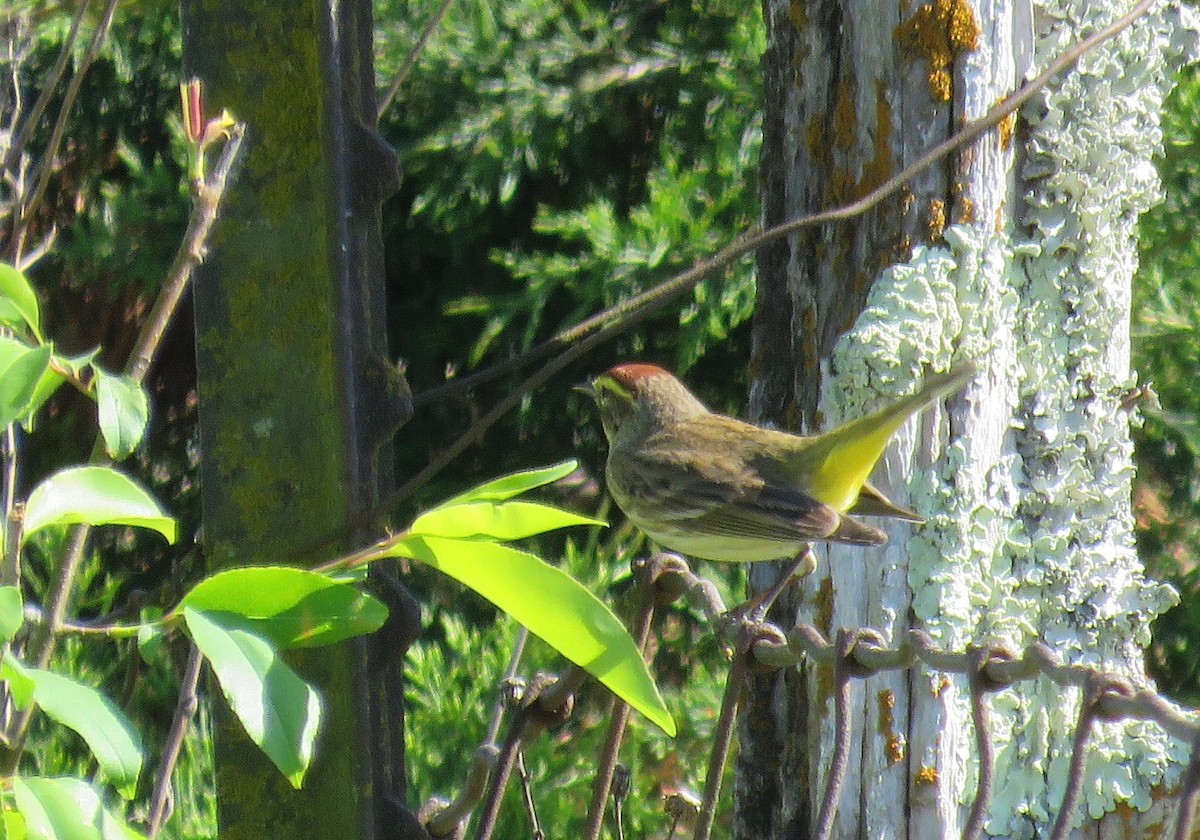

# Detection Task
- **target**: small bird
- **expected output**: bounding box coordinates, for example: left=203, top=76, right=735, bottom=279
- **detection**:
left=576, top=362, right=977, bottom=562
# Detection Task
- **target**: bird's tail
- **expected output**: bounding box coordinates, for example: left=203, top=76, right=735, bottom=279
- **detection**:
left=805, top=361, right=979, bottom=512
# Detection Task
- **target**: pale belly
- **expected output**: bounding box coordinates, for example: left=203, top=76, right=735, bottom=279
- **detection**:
left=632, top=519, right=805, bottom=563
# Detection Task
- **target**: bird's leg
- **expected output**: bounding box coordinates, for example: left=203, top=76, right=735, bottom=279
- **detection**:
left=745, top=545, right=816, bottom=621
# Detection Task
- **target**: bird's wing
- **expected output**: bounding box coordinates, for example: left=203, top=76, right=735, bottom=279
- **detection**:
left=611, top=433, right=847, bottom=544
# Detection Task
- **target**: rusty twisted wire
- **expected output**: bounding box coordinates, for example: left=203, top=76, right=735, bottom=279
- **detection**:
left=420, top=552, right=1200, bottom=840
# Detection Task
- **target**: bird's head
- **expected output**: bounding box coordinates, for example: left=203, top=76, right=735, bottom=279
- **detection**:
left=575, top=363, right=708, bottom=444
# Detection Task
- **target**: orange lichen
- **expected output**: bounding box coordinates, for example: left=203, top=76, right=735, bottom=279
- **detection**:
left=895, top=0, right=982, bottom=101
left=927, top=197, right=947, bottom=241
left=860, top=81, right=895, bottom=194
left=833, top=75, right=858, bottom=150
left=878, top=689, right=896, bottom=732
left=789, top=0, right=808, bottom=30
left=998, top=108, right=1016, bottom=150
left=915, top=765, right=939, bottom=786
left=886, top=734, right=905, bottom=764
left=956, top=195, right=976, bottom=225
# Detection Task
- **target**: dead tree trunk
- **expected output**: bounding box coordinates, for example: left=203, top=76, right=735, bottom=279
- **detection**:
left=739, top=1, right=1198, bottom=837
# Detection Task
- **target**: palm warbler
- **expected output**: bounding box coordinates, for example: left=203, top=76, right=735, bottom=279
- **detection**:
left=576, top=362, right=977, bottom=561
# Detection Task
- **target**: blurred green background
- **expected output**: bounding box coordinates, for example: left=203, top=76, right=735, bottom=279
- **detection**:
left=4, top=0, right=1198, bottom=836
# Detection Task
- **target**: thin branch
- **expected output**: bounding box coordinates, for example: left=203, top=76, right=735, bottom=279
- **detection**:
left=147, top=644, right=204, bottom=838
left=376, top=0, right=457, bottom=121
left=1, top=0, right=89, bottom=175
left=2, top=124, right=245, bottom=762
left=126, top=123, right=246, bottom=385
left=408, top=0, right=1155, bottom=415
left=9, top=0, right=120, bottom=262
left=485, top=625, right=529, bottom=746
left=347, top=0, right=1158, bottom=533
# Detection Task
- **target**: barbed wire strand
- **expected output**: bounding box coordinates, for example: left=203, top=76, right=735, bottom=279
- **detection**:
left=692, top=632, right=751, bottom=840
left=1049, top=674, right=1104, bottom=840
left=813, top=628, right=856, bottom=840
left=963, top=647, right=1002, bottom=840
left=583, top=562, right=659, bottom=840
left=418, top=552, right=1200, bottom=837
left=1174, top=730, right=1200, bottom=840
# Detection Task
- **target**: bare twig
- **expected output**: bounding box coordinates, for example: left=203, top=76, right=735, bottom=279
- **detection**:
left=424, top=745, right=500, bottom=838
left=2, top=0, right=88, bottom=176
left=376, top=0, right=457, bottom=121
left=485, top=625, right=529, bottom=746
left=9, top=0, right=120, bottom=262
left=147, top=644, right=204, bottom=838
left=2, top=123, right=246, bottom=764
left=366, top=0, right=1159, bottom=530
left=514, top=751, right=543, bottom=840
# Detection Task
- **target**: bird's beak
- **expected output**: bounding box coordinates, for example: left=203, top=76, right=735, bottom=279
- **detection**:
left=573, top=380, right=597, bottom=400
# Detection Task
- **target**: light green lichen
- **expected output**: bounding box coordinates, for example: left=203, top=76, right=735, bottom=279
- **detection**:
left=825, top=1, right=1199, bottom=835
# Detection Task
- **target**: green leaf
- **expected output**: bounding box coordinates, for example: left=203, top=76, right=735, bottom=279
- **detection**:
left=1, top=655, right=144, bottom=799
left=443, top=460, right=579, bottom=505
left=2, top=805, right=23, bottom=840
left=0, top=344, right=51, bottom=428
left=13, top=777, right=144, bottom=840
left=0, top=586, right=23, bottom=643
left=23, top=466, right=177, bottom=544
left=0, top=263, right=42, bottom=342
left=93, top=370, right=150, bottom=460
left=412, top=500, right=605, bottom=541
left=387, top=535, right=675, bottom=736
left=136, top=608, right=164, bottom=665
left=184, top=608, right=321, bottom=787
left=21, top=349, right=98, bottom=433
left=176, top=567, right=388, bottom=649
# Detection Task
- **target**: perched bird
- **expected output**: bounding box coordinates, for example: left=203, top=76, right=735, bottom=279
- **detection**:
left=576, top=362, right=977, bottom=562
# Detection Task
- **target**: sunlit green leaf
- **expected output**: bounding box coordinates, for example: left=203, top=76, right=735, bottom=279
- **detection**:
left=23, top=466, right=177, bottom=544
left=443, top=460, right=579, bottom=506
left=0, top=263, right=41, bottom=342
left=176, top=567, right=387, bottom=649
left=0, top=344, right=51, bottom=428
left=184, top=609, right=321, bottom=787
left=1, top=655, right=144, bottom=799
left=385, top=535, right=674, bottom=736
left=94, top=370, right=150, bottom=460
left=0, top=586, right=23, bottom=644
left=412, top=500, right=604, bottom=541
left=13, top=777, right=144, bottom=840
left=21, top=349, right=98, bottom=433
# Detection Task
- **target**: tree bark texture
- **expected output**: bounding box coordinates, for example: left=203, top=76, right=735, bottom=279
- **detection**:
left=741, top=1, right=1197, bottom=838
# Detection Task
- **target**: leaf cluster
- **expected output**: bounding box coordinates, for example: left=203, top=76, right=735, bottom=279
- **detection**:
left=1134, top=63, right=1200, bottom=703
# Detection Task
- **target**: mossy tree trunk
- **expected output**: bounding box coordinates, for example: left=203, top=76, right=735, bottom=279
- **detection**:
left=183, top=2, right=419, bottom=838
left=741, top=1, right=1196, bottom=837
